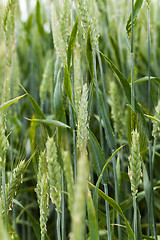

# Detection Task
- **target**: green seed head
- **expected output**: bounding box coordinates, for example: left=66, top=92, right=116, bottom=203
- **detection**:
left=128, top=129, right=142, bottom=198
left=152, top=100, right=160, bottom=140
left=46, top=137, right=62, bottom=212
left=77, top=83, right=89, bottom=150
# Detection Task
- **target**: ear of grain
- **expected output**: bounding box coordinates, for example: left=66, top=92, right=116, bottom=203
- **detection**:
left=128, top=129, right=142, bottom=198
left=62, top=150, right=74, bottom=213
left=46, top=137, right=62, bottom=212
left=71, top=83, right=89, bottom=239
left=35, top=151, right=49, bottom=238
left=77, top=83, right=89, bottom=150
left=152, top=100, right=160, bottom=140
left=50, top=2, right=66, bottom=66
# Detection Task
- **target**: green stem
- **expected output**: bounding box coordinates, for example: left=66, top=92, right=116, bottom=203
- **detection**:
left=2, top=162, right=8, bottom=231
left=149, top=141, right=157, bottom=239
left=93, top=49, right=111, bottom=240
left=93, top=50, right=104, bottom=150
left=147, top=6, right=151, bottom=139
left=133, top=197, right=137, bottom=239
left=61, top=174, right=66, bottom=240
left=131, top=0, right=135, bottom=112
left=147, top=4, right=157, bottom=239
left=104, top=184, right=111, bottom=240
left=57, top=211, right=61, bottom=240
left=112, top=154, right=122, bottom=240
left=97, top=44, right=109, bottom=115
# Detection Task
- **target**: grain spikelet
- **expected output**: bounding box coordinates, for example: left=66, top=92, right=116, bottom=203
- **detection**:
left=1, top=160, right=26, bottom=218
left=128, top=129, right=142, bottom=198
left=3, top=0, right=16, bottom=47
left=50, top=2, right=66, bottom=66
left=62, top=150, right=74, bottom=213
left=35, top=151, right=49, bottom=238
left=40, top=57, right=54, bottom=106
left=109, top=81, right=124, bottom=139
left=46, top=137, right=62, bottom=212
left=60, top=0, right=71, bottom=47
left=77, top=83, right=89, bottom=149
left=152, top=100, right=160, bottom=140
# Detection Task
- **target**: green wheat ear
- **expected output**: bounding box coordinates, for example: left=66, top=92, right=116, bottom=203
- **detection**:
left=62, top=150, right=74, bottom=213
left=109, top=81, right=125, bottom=139
left=0, top=114, right=9, bottom=171
left=0, top=159, right=27, bottom=218
left=152, top=100, right=160, bottom=140
left=50, top=2, right=67, bottom=66
left=71, top=82, right=89, bottom=239
left=46, top=137, right=62, bottom=212
left=3, top=0, right=16, bottom=47
left=40, top=56, right=54, bottom=106
left=128, top=129, right=142, bottom=198
left=77, top=83, right=89, bottom=150
left=35, top=151, right=49, bottom=238
left=74, top=0, right=99, bottom=46
left=60, top=0, right=71, bottom=47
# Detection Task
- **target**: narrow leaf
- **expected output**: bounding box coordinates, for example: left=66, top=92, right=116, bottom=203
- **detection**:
left=99, top=92, right=115, bottom=149
left=36, top=0, right=44, bottom=35
left=88, top=130, right=108, bottom=184
left=86, top=27, right=94, bottom=79
left=93, top=145, right=124, bottom=223
left=145, top=114, right=160, bottom=124
left=134, top=76, right=160, bottom=85
left=87, top=189, right=99, bottom=240
left=100, top=51, right=149, bottom=139
left=67, top=17, right=78, bottom=70
left=14, top=200, right=49, bottom=240
left=0, top=94, right=26, bottom=111
left=19, top=83, right=52, bottom=137
left=64, top=64, right=75, bottom=111
left=25, top=118, right=71, bottom=129
left=89, top=182, right=135, bottom=240
left=126, top=0, right=144, bottom=37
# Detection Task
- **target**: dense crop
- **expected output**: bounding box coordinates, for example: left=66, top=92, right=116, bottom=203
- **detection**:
left=0, top=0, right=160, bottom=239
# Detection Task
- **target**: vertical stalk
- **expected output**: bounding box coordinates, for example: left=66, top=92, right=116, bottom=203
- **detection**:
left=147, top=4, right=157, bottom=239
left=93, top=50, right=104, bottom=150
left=133, top=197, right=137, bottom=240
left=70, top=0, right=77, bottom=182
left=112, top=154, right=122, bottom=240
left=104, top=184, right=111, bottom=240
left=61, top=173, right=66, bottom=240
left=57, top=211, right=61, bottom=240
left=93, top=50, right=111, bottom=239
left=131, top=1, right=138, bottom=238
left=97, top=44, right=109, bottom=115
left=131, top=0, right=135, bottom=112
left=2, top=163, right=8, bottom=231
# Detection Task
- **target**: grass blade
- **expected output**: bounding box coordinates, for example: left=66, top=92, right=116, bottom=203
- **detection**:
left=19, top=83, right=52, bottom=137
left=88, top=182, right=135, bottom=240
left=0, top=94, right=26, bottom=111
left=126, top=0, right=144, bottom=37
left=100, top=51, right=149, bottom=139
left=88, top=129, right=108, bottom=184
left=134, top=76, right=160, bottom=85
left=99, top=92, right=115, bottom=149
left=25, top=118, right=71, bottom=129
left=145, top=114, right=160, bottom=124
left=87, top=189, right=99, bottom=240
left=86, top=27, right=94, bottom=80
left=67, top=17, right=78, bottom=70
left=64, top=64, right=75, bottom=111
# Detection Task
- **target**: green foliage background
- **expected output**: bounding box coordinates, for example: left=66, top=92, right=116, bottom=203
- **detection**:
left=0, top=0, right=160, bottom=239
